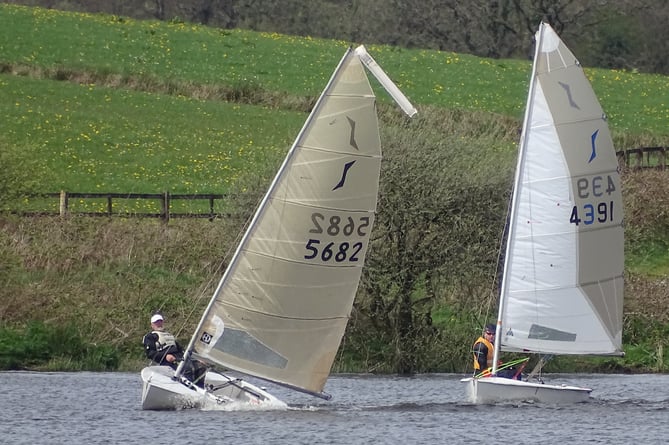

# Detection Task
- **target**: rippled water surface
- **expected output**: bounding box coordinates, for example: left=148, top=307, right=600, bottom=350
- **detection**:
left=2, top=371, right=668, bottom=444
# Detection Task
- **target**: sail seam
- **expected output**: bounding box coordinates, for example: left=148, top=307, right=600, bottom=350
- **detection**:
left=509, top=273, right=623, bottom=293
left=219, top=302, right=349, bottom=321
left=298, top=144, right=382, bottom=158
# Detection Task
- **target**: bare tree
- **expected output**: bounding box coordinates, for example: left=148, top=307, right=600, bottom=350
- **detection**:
left=352, top=108, right=516, bottom=373
left=384, top=0, right=647, bottom=60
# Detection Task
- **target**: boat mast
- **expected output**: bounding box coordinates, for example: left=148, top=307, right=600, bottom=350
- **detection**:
left=491, top=22, right=546, bottom=376
left=175, top=47, right=356, bottom=380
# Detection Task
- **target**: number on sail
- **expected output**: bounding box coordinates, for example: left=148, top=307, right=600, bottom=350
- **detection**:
left=304, top=239, right=363, bottom=262
left=569, top=201, right=614, bottom=226
left=576, top=175, right=616, bottom=199
left=309, top=213, right=370, bottom=237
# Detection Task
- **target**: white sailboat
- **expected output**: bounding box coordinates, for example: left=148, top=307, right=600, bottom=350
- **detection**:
left=461, top=22, right=624, bottom=404
left=141, top=45, right=417, bottom=410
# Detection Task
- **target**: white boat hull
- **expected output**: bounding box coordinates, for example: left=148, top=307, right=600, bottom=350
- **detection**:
left=461, top=376, right=592, bottom=404
left=140, top=366, right=286, bottom=411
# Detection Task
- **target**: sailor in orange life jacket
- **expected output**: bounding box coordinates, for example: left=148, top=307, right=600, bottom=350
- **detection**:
left=472, top=324, right=521, bottom=379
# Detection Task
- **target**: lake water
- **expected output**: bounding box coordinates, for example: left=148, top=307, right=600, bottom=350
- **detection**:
left=2, top=371, right=668, bottom=444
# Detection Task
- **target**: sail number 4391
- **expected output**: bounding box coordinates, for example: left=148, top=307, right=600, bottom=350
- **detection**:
left=570, top=175, right=616, bottom=226
left=570, top=201, right=614, bottom=225
left=303, top=213, right=370, bottom=262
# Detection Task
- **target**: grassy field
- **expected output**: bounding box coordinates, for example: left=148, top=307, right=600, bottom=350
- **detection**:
left=1, top=4, right=669, bottom=373
left=0, top=74, right=305, bottom=213
left=2, top=4, right=668, bottom=208
left=2, top=3, right=669, bottom=136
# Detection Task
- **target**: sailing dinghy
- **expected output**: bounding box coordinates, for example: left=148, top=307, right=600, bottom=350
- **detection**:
left=141, top=45, right=417, bottom=410
left=461, top=22, right=624, bottom=404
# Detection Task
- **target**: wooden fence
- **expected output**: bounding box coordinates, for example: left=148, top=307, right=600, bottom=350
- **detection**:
left=8, top=147, right=667, bottom=222
left=617, top=147, right=668, bottom=170
left=22, top=191, right=229, bottom=222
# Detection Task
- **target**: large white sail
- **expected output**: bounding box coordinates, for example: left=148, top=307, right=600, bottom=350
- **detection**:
left=183, top=47, right=413, bottom=397
left=498, top=23, right=624, bottom=356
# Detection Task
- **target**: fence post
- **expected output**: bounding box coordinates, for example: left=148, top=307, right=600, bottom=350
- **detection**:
left=59, top=190, right=68, bottom=217
left=162, top=191, right=170, bottom=223
left=635, top=149, right=643, bottom=169
left=660, top=147, right=666, bottom=170
left=107, top=195, right=113, bottom=217
left=616, top=151, right=626, bottom=170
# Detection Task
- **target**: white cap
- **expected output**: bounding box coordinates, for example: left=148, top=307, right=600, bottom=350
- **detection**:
left=150, top=314, right=164, bottom=323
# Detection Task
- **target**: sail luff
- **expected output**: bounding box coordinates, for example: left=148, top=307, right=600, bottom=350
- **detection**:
left=491, top=22, right=546, bottom=375
left=175, top=47, right=357, bottom=380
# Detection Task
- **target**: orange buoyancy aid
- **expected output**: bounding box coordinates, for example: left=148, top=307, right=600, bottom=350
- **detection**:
left=472, top=336, right=494, bottom=372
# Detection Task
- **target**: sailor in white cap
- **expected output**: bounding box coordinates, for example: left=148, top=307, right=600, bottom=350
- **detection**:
left=142, top=313, right=206, bottom=388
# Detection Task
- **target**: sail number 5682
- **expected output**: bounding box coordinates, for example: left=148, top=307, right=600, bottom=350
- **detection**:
left=309, top=213, right=370, bottom=237
left=304, top=239, right=363, bottom=262
left=303, top=213, right=370, bottom=262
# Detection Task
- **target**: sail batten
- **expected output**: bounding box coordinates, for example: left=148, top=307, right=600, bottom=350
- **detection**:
left=216, top=311, right=350, bottom=323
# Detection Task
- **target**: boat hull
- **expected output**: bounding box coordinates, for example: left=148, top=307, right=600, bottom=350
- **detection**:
left=140, top=366, right=286, bottom=411
left=461, top=376, right=592, bottom=404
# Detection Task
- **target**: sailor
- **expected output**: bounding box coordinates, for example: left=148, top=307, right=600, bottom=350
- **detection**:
left=472, top=324, right=496, bottom=375
left=472, top=323, right=522, bottom=379
left=142, top=313, right=206, bottom=388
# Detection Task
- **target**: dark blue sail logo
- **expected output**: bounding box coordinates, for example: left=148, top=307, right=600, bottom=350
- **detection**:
left=331, top=115, right=359, bottom=190
left=589, top=129, right=599, bottom=163
left=333, top=161, right=356, bottom=191
left=559, top=80, right=598, bottom=163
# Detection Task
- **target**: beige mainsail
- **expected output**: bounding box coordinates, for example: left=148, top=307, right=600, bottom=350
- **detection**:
left=179, top=46, right=416, bottom=397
